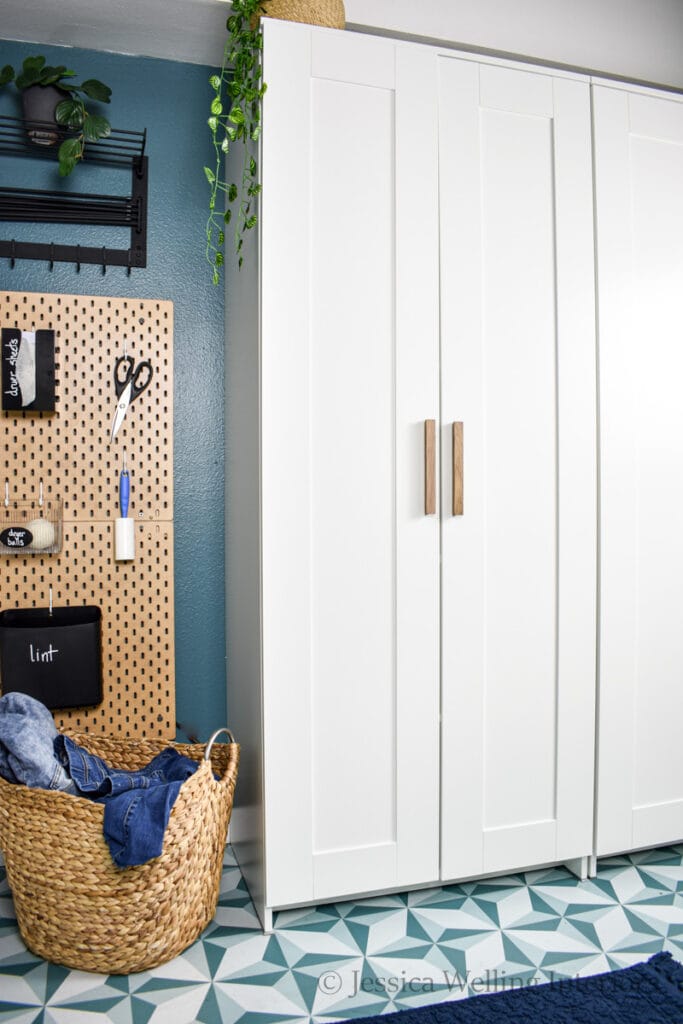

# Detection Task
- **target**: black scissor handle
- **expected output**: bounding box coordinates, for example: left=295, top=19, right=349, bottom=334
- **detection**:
left=129, top=359, right=153, bottom=402
left=113, top=355, right=135, bottom=398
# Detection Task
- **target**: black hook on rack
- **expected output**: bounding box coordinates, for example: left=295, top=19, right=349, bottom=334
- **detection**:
left=76, top=244, right=81, bottom=274
left=49, top=242, right=55, bottom=271
left=10, top=239, right=16, bottom=269
left=127, top=250, right=132, bottom=277
left=102, top=246, right=107, bottom=275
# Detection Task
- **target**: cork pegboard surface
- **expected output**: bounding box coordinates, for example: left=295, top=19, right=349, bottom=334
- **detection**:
left=0, top=290, right=175, bottom=739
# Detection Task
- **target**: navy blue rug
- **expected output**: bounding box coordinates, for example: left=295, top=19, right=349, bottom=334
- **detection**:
left=347, top=952, right=683, bottom=1024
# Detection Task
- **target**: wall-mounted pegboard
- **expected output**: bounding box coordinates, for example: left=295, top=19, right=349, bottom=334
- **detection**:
left=1, top=292, right=172, bottom=520
left=0, top=290, right=174, bottom=739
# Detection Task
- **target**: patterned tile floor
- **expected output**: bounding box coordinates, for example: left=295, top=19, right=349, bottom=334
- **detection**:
left=1, top=843, right=682, bottom=1024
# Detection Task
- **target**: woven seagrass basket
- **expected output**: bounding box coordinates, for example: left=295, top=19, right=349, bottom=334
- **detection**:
left=0, top=728, right=239, bottom=974
left=256, top=0, right=345, bottom=28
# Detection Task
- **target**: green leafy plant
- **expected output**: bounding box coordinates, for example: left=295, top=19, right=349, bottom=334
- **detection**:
left=205, top=0, right=267, bottom=283
left=0, top=55, right=112, bottom=176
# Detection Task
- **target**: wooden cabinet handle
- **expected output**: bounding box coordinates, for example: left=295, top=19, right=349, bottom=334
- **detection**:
left=452, top=421, right=464, bottom=516
left=425, top=419, right=436, bottom=515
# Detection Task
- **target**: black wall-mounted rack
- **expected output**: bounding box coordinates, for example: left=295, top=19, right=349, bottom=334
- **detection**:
left=0, top=115, right=148, bottom=271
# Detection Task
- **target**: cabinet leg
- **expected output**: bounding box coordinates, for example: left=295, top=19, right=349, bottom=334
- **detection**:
left=564, top=855, right=589, bottom=880
left=261, top=906, right=274, bottom=933
left=588, top=853, right=598, bottom=878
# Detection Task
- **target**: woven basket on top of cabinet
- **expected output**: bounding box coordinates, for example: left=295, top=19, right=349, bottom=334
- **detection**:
left=255, top=0, right=345, bottom=28
left=0, top=728, right=239, bottom=974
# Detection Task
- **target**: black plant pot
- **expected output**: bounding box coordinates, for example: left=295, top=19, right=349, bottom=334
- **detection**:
left=21, top=83, right=66, bottom=146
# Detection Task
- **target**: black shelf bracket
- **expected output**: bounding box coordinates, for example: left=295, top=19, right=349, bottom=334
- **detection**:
left=0, top=116, right=148, bottom=271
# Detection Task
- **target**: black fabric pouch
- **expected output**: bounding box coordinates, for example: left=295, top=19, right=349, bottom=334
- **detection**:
left=0, top=606, right=102, bottom=710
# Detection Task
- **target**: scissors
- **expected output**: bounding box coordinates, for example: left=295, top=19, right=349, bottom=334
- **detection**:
left=110, top=354, right=153, bottom=442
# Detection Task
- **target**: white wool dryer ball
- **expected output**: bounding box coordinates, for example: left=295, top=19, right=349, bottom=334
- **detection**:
left=26, top=517, right=55, bottom=550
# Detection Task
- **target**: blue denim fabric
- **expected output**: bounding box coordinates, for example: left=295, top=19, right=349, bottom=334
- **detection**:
left=0, top=692, right=76, bottom=793
left=55, top=734, right=198, bottom=867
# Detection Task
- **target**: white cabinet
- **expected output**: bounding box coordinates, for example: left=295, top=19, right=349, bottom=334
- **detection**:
left=225, top=20, right=680, bottom=931
left=438, top=57, right=597, bottom=881
left=256, top=24, right=442, bottom=911
left=226, top=20, right=443, bottom=927
left=593, top=83, right=683, bottom=857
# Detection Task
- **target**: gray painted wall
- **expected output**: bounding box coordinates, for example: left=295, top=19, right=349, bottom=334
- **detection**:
left=346, top=0, right=683, bottom=89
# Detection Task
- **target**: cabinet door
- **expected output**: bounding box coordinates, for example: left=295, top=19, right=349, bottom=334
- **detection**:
left=439, top=59, right=597, bottom=880
left=260, top=22, right=441, bottom=908
left=594, top=85, right=683, bottom=856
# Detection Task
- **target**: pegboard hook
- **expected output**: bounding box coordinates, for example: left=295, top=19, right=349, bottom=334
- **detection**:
left=102, top=247, right=107, bottom=275
left=76, top=244, right=81, bottom=274
left=49, top=242, right=55, bottom=271
left=10, top=240, right=16, bottom=269
left=48, top=585, right=53, bottom=617
left=4, top=480, right=9, bottom=508
left=38, top=480, right=44, bottom=508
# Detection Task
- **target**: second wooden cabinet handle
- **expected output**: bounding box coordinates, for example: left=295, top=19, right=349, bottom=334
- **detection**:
left=452, top=421, right=464, bottom=515
left=425, top=419, right=436, bottom=515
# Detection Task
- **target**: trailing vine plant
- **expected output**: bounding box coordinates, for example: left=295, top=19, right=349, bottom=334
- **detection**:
left=205, top=0, right=267, bottom=283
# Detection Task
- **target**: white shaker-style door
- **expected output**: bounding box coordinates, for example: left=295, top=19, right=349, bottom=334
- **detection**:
left=594, top=84, right=683, bottom=857
left=439, top=58, right=597, bottom=880
left=260, top=22, right=441, bottom=908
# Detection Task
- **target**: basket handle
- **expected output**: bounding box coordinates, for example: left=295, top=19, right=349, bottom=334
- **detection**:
left=204, top=727, right=236, bottom=761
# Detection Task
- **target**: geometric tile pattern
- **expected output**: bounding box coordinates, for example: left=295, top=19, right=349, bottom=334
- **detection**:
left=1, top=844, right=681, bottom=1023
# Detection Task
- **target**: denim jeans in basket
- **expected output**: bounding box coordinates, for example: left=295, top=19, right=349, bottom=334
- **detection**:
left=55, top=734, right=199, bottom=867
left=0, top=692, right=76, bottom=793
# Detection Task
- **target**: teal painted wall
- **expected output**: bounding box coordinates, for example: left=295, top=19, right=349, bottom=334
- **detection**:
left=0, top=40, right=226, bottom=741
